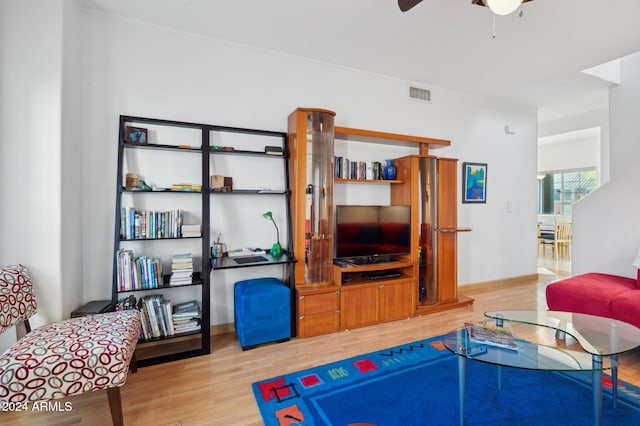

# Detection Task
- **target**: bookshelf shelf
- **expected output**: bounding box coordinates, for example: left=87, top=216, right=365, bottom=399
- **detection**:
left=210, top=189, right=288, bottom=195
left=114, top=115, right=210, bottom=366
left=115, top=272, right=204, bottom=294
left=122, top=142, right=202, bottom=153
left=210, top=149, right=285, bottom=158
left=121, top=189, right=202, bottom=194
left=119, top=236, right=202, bottom=242
left=335, top=178, right=403, bottom=184
left=138, top=329, right=202, bottom=344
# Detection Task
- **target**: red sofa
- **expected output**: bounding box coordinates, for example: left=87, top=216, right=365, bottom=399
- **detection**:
left=545, top=272, right=640, bottom=329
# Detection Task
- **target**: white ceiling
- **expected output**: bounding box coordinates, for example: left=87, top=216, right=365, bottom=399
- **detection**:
left=82, top=0, right=640, bottom=121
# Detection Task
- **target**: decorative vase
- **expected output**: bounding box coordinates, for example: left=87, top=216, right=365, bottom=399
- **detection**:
left=384, top=159, right=397, bottom=180
left=271, top=242, right=283, bottom=259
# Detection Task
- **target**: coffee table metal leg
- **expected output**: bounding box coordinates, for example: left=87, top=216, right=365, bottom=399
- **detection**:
left=458, top=355, right=466, bottom=426
left=592, top=354, right=602, bottom=426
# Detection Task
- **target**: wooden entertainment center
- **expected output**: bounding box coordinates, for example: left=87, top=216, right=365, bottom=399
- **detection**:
left=288, top=108, right=474, bottom=338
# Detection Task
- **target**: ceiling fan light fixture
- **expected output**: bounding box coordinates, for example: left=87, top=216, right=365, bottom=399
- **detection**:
left=483, top=0, right=523, bottom=15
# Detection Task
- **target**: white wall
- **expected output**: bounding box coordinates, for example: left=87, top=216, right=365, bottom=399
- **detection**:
left=60, top=0, right=86, bottom=324
left=537, top=128, right=599, bottom=175
left=81, top=12, right=537, bottom=326
left=0, top=0, right=65, bottom=338
left=538, top=107, right=610, bottom=183
left=572, top=51, right=640, bottom=277
left=0, top=5, right=539, bottom=329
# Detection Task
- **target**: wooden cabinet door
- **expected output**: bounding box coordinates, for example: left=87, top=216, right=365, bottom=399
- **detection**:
left=437, top=158, right=458, bottom=302
left=298, top=311, right=340, bottom=337
left=340, top=285, right=378, bottom=330
left=379, top=279, right=414, bottom=322
left=297, top=291, right=340, bottom=337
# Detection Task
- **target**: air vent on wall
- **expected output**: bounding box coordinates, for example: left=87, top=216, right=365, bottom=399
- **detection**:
left=408, top=85, right=431, bottom=103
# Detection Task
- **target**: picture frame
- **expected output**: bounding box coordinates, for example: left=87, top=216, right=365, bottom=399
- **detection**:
left=125, top=126, right=148, bottom=144
left=462, top=162, right=487, bottom=203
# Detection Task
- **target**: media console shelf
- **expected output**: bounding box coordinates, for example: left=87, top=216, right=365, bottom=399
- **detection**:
left=334, top=126, right=451, bottom=152
left=334, top=178, right=402, bottom=184
left=333, top=259, right=416, bottom=330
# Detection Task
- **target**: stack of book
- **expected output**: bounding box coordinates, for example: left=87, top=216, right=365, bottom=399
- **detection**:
left=170, top=183, right=202, bottom=192
left=137, top=294, right=175, bottom=340
left=172, top=300, right=201, bottom=334
left=115, top=295, right=137, bottom=311
left=181, top=223, right=201, bottom=238
left=169, top=253, right=194, bottom=286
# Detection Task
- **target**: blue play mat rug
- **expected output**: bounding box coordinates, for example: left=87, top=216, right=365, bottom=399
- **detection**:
left=252, top=336, right=640, bottom=425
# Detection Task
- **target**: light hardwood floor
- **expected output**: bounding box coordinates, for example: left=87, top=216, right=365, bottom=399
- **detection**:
left=4, top=253, right=640, bottom=426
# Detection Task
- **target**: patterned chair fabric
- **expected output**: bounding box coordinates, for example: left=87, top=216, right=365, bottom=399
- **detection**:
left=0, top=264, right=38, bottom=334
left=0, top=264, right=140, bottom=424
left=0, top=310, right=140, bottom=403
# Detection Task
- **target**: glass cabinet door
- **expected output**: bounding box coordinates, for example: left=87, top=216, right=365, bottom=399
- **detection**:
left=305, top=110, right=334, bottom=283
left=288, top=108, right=335, bottom=286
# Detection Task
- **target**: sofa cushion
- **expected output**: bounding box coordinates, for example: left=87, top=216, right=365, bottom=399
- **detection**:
left=0, top=310, right=140, bottom=403
left=609, top=291, right=640, bottom=329
left=545, top=273, right=637, bottom=318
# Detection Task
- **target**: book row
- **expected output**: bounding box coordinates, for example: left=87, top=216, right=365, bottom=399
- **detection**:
left=116, top=251, right=200, bottom=291
left=116, top=295, right=201, bottom=340
left=116, top=250, right=164, bottom=291
left=334, top=157, right=385, bottom=180
left=120, top=208, right=201, bottom=240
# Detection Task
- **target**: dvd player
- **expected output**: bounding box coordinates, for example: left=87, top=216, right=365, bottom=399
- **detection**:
left=363, top=270, right=402, bottom=280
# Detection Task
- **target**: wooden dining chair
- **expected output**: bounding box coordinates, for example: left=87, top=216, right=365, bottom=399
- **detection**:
left=538, top=222, right=572, bottom=260
left=554, top=222, right=572, bottom=260
left=537, top=224, right=554, bottom=256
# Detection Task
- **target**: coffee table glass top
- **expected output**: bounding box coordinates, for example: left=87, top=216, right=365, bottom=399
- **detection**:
left=444, top=310, right=640, bottom=372
left=444, top=327, right=602, bottom=371
left=485, top=310, right=640, bottom=356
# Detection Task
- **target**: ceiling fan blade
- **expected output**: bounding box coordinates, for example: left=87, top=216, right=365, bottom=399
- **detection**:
left=398, top=0, right=424, bottom=12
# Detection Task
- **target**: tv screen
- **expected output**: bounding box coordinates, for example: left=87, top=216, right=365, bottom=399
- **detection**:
left=335, top=205, right=411, bottom=262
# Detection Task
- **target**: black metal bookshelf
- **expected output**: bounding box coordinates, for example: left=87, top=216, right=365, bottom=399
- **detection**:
left=112, top=115, right=295, bottom=366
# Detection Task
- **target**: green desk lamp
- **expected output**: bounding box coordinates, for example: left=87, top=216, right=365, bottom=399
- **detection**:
left=263, top=211, right=283, bottom=258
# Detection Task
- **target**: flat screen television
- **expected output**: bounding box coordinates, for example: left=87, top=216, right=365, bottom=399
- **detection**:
left=334, top=205, right=411, bottom=264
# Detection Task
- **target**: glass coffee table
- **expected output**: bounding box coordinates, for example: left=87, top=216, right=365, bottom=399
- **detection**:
left=444, top=310, right=640, bottom=426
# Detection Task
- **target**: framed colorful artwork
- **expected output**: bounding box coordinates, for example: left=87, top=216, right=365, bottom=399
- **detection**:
left=462, top=162, right=487, bottom=203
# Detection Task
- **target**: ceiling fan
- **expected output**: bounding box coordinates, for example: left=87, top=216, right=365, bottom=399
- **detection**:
left=398, top=0, right=534, bottom=15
